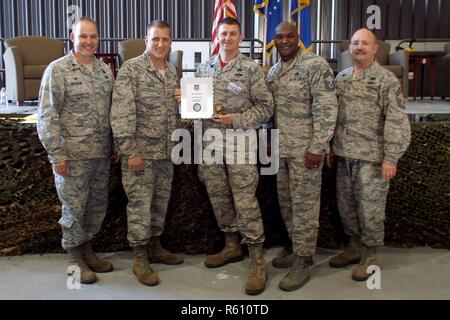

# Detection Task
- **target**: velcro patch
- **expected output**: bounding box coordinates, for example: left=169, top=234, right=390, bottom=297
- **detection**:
left=323, top=70, right=335, bottom=91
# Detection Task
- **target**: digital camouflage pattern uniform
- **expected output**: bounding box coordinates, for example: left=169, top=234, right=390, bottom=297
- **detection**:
left=111, top=52, right=179, bottom=247
left=196, top=53, right=274, bottom=244
left=334, top=61, right=411, bottom=247
left=37, top=51, right=114, bottom=250
left=267, top=49, right=338, bottom=256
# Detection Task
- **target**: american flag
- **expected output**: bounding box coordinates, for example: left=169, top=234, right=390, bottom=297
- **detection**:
left=211, top=0, right=238, bottom=55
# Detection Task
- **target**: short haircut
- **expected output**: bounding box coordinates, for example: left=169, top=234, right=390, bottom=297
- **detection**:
left=352, top=28, right=378, bottom=42
left=72, top=16, right=98, bottom=33
left=147, top=20, right=172, bottom=36
left=218, top=17, right=241, bottom=33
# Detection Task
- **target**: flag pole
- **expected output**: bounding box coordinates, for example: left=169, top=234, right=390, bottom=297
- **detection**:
left=297, top=2, right=301, bottom=39
left=263, top=7, right=268, bottom=67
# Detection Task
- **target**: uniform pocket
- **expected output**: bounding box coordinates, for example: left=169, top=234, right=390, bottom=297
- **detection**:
left=287, top=81, right=310, bottom=103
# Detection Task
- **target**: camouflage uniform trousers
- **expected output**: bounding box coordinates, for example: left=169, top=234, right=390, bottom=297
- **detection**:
left=336, top=156, right=389, bottom=247
left=54, top=158, right=111, bottom=250
left=198, top=163, right=265, bottom=244
left=277, top=157, right=323, bottom=256
left=122, top=159, right=173, bottom=247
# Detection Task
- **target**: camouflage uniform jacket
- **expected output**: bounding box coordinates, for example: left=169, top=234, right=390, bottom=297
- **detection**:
left=267, top=49, right=338, bottom=158
left=196, top=53, right=274, bottom=130
left=111, top=52, right=179, bottom=160
left=333, top=61, right=411, bottom=165
left=37, top=51, right=114, bottom=163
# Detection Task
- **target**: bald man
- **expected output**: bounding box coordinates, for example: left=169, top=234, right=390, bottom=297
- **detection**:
left=267, top=22, right=338, bottom=291
left=328, top=28, right=411, bottom=281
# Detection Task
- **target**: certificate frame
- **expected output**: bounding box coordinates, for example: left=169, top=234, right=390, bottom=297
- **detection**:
left=180, top=77, right=214, bottom=119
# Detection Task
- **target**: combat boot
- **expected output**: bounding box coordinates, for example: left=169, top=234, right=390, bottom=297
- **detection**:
left=148, top=236, right=184, bottom=265
left=245, top=244, right=268, bottom=295
left=204, top=232, right=244, bottom=268
left=133, top=246, right=160, bottom=286
left=279, top=255, right=311, bottom=291
left=352, top=246, right=378, bottom=281
left=329, top=236, right=362, bottom=268
left=67, top=246, right=97, bottom=284
left=82, top=241, right=113, bottom=273
left=272, top=246, right=314, bottom=268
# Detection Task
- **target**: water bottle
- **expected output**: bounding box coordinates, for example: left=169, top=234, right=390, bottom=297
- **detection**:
left=0, top=87, right=7, bottom=107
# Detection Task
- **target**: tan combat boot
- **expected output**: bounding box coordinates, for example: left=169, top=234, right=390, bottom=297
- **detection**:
left=82, top=241, right=113, bottom=273
left=279, top=255, right=311, bottom=291
left=204, top=232, right=244, bottom=268
left=133, top=246, right=160, bottom=286
left=272, top=246, right=314, bottom=269
left=245, top=244, right=268, bottom=295
left=67, top=246, right=97, bottom=284
left=148, top=236, right=184, bottom=265
left=329, top=236, right=362, bottom=268
left=352, top=246, right=378, bottom=281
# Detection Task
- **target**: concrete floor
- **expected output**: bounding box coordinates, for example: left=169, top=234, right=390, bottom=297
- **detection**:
left=0, top=246, right=449, bottom=300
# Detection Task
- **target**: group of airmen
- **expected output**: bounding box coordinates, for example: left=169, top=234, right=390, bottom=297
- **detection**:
left=37, top=16, right=411, bottom=295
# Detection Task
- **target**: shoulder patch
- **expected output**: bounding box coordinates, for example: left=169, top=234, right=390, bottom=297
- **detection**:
left=323, top=70, right=335, bottom=91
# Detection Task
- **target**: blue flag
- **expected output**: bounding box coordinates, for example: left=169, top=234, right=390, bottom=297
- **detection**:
left=290, top=0, right=312, bottom=51
left=254, top=0, right=283, bottom=55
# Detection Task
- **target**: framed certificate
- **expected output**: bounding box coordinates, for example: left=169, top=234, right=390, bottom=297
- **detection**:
left=180, top=77, right=214, bottom=119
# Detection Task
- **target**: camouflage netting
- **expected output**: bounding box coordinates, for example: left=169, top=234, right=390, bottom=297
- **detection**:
left=384, top=120, right=450, bottom=248
left=0, top=120, right=449, bottom=256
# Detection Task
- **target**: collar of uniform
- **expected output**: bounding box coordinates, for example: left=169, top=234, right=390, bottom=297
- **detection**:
left=92, top=55, right=108, bottom=73
left=210, top=52, right=243, bottom=73
left=143, top=51, right=176, bottom=82
left=142, top=51, right=171, bottom=75
left=142, top=51, right=158, bottom=72
left=68, top=50, right=82, bottom=71
left=278, top=48, right=305, bottom=78
left=67, top=50, right=104, bottom=74
left=351, top=60, right=380, bottom=81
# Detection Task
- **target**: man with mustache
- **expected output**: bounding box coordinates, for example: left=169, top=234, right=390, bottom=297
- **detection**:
left=267, top=21, right=338, bottom=291
left=328, top=28, right=411, bottom=281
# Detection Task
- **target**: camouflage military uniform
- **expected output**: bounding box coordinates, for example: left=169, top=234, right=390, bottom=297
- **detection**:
left=37, top=51, right=114, bottom=250
left=267, top=49, right=338, bottom=256
left=111, top=52, right=179, bottom=247
left=195, top=53, right=274, bottom=244
left=334, top=61, right=411, bottom=246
